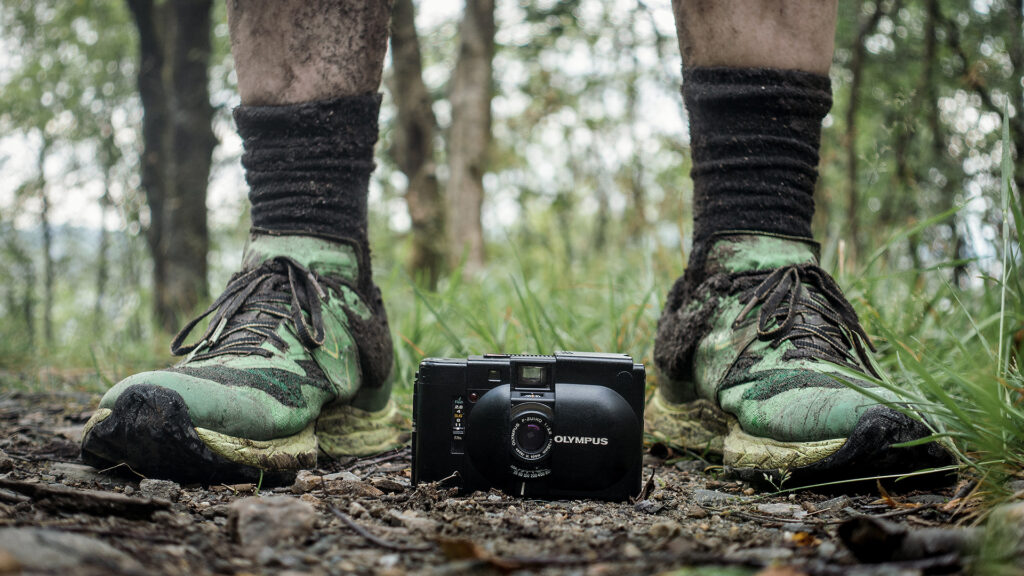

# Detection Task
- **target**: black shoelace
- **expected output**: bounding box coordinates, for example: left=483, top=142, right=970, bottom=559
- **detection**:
left=171, top=257, right=342, bottom=362
left=732, top=264, right=880, bottom=378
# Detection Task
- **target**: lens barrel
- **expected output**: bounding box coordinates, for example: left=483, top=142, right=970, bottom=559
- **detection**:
left=510, top=409, right=553, bottom=463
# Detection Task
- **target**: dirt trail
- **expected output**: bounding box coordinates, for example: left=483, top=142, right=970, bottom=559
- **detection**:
left=0, top=391, right=979, bottom=575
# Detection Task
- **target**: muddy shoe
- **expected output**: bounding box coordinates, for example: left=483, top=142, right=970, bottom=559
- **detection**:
left=81, top=234, right=408, bottom=483
left=651, top=232, right=953, bottom=485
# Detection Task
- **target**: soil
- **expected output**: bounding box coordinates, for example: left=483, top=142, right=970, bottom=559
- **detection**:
left=0, top=390, right=984, bottom=575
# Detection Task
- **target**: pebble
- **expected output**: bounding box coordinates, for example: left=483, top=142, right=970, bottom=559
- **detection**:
left=693, top=489, right=740, bottom=507
left=371, top=478, right=406, bottom=494
left=48, top=462, right=104, bottom=484
left=291, top=470, right=323, bottom=493
left=139, top=478, right=182, bottom=502
left=0, top=527, right=143, bottom=573
left=648, top=520, right=682, bottom=539
left=633, top=500, right=663, bottom=515
left=756, top=503, right=803, bottom=517
left=685, top=505, right=708, bottom=519
left=673, top=460, right=706, bottom=473
left=811, top=495, right=851, bottom=513
left=323, top=471, right=360, bottom=483
left=228, top=496, right=317, bottom=549
left=348, top=501, right=368, bottom=518
left=388, top=509, right=441, bottom=534
left=907, top=494, right=947, bottom=505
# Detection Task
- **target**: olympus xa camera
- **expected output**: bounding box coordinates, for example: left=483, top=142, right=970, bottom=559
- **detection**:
left=412, top=352, right=645, bottom=501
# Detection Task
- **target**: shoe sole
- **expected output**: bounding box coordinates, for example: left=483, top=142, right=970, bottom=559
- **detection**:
left=647, top=395, right=956, bottom=488
left=81, top=384, right=408, bottom=484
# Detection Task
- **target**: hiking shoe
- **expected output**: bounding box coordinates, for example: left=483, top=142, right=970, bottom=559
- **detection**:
left=81, top=234, right=408, bottom=483
left=651, top=232, right=953, bottom=485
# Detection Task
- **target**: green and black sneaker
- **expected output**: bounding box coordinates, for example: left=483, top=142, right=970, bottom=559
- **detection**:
left=650, top=232, right=954, bottom=486
left=81, top=234, right=408, bottom=483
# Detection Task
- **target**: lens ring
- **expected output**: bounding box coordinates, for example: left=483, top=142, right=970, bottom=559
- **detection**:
left=510, top=414, right=553, bottom=462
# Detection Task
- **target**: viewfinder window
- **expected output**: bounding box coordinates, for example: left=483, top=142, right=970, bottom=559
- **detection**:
left=518, top=365, right=546, bottom=387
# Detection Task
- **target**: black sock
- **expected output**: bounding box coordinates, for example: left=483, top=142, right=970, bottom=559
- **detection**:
left=234, top=94, right=380, bottom=245
left=684, top=67, right=831, bottom=277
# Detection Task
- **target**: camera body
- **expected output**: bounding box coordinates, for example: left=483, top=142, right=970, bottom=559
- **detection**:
left=412, top=351, right=645, bottom=501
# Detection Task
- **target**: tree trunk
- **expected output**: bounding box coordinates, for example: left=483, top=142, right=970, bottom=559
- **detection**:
left=391, top=0, right=445, bottom=288
left=36, top=140, right=54, bottom=346
left=95, top=177, right=112, bottom=328
left=126, top=0, right=214, bottom=332
left=125, top=0, right=170, bottom=328
left=844, top=0, right=887, bottom=263
left=446, top=0, right=495, bottom=273
left=162, top=0, right=214, bottom=326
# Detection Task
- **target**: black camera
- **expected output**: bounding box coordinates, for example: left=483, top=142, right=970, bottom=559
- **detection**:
left=411, top=352, right=645, bottom=501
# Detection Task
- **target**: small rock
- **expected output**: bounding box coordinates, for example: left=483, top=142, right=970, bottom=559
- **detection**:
left=48, top=462, right=104, bottom=484
left=487, top=494, right=502, bottom=502
left=228, top=496, right=317, bottom=550
left=685, top=505, right=708, bottom=519
left=0, top=450, right=13, bottom=473
left=323, top=471, right=360, bottom=483
left=348, top=501, right=368, bottom=518
left=334, top=481, right=384, bottom=499
left=291, top=470, right=323, bottom=494
left=298, top=493, right=321, bottom=508
left=673, top=460, right=705, bottom=473
left=818, top=541, right=838, bottom=558
left=139, top=479, right=181, bottom=502
left=648, top=520, right=682, bottom=539
left=756, top=503, right=803, bottom=517
left=371, top=477, right=406, bottom=494
left=621, top=542, right=642, bottom=558
left=0, top=528, right=143, bottom=573
left=388, top=510, right=440, bottom=534
left=693, top=489, right=740, bottom=507
left=1006, top=480, right=1024, bottom=494
left=633, top=500, right=663, bottom=515
left=907, top=494, right=947, bottom=505
left=811, top=495, right=851, bottom=513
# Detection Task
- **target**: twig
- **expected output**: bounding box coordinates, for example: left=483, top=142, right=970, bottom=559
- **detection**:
left=328, top=506, right=432, bottom=552
left=0, top=477, right=170, bottom=519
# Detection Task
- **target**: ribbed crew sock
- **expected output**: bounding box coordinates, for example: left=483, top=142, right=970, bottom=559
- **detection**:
left=683, top=67, right=832, bottom=279
left=234, top=94, right=380, bottom=245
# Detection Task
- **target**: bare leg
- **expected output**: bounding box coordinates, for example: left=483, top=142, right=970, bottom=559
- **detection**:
left=672, top=0, right=838, bottom=73
left=226, top=0, right=391, bottom=105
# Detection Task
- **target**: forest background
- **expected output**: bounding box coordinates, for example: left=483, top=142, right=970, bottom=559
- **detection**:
left=0, top=0, right=1021, bottom=486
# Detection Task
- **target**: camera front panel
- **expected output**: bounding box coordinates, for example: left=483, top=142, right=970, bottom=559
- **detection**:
left=412, top=352, right=645, bottom=501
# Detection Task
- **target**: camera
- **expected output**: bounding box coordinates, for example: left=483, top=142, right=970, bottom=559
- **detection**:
left=412, top=351, right=645, bottom=501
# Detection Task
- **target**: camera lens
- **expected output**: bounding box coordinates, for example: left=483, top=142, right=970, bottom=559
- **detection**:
left=516, top=422, right=547, bottom=453
left=510, top=412, right=553, bottom=462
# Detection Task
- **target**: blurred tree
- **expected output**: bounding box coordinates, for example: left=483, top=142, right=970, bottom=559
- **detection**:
left=125, top=0, right=216, bottom=332
left=390, top=0, right=446, bottom=288
left=447, top=0, right=495, bottom=273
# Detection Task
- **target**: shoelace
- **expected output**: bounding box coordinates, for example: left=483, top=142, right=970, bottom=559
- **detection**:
left=732, top=264, right=880, bottom=378
left=170, top=257, right=341, bottom=362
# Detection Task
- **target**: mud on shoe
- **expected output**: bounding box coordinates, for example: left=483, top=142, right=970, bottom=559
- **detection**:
left=650, top=232, right=954, bottom=486
left=81, top=234, right=408, bottom=484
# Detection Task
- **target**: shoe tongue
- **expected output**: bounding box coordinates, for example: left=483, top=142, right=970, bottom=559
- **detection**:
left=704, top=233, right=819, bottom=275
left=243, top=234, right=361, bottom=281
